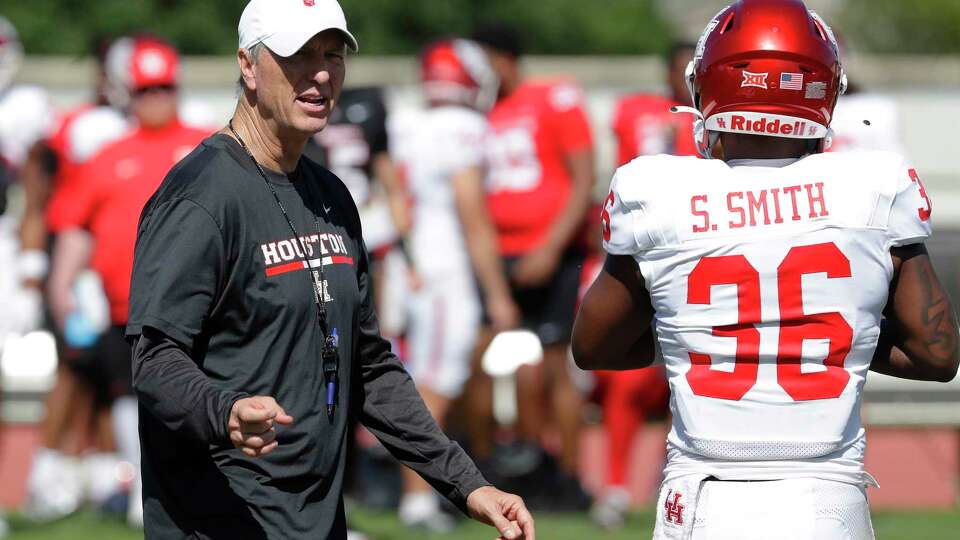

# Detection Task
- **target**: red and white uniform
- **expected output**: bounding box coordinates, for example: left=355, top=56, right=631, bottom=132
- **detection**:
left=47, top=121, right=209, bottom=324
left=611, top=94, right=698, bottom=166
left=486, top=79, right=593, bottom=255
left=603, top=151, right=931, bottom=485
left=389, top=106, right=488, bottom=397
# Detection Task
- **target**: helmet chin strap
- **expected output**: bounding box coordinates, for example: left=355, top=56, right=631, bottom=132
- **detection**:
left=670, top=106, right=717, bottom=159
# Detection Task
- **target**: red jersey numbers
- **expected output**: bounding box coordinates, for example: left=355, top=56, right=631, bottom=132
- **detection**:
left=908, top=168, right=932, bottom=222
left=600, top=191, right=615, bottom=242
left=686, top=242, right=853, bottom=401
left=486, top=126, right=542, bottom=193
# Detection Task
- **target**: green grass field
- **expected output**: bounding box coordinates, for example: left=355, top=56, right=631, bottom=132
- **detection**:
left=5, top=507, right=960, bottom=540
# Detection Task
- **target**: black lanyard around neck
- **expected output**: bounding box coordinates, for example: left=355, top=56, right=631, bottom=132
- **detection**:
left=227, top=120, right=340, bottom=417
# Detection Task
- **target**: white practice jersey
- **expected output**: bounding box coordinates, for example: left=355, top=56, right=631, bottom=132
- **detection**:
left=603, top=151, right=932, bottom=484
left=0, top=86, right=55, bottom=167
left=390, top=105, right=488, bottom=278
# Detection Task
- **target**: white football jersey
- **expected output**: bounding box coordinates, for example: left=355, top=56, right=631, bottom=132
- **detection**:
left=390, top=105, right=489, bottom=278
left=603, top=151, right=932, bottom=482
left=0, top=85, right=55, bottom=167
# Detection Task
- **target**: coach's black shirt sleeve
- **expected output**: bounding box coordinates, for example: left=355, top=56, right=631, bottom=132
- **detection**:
left=132, top=327, right=247, bottom=444
left=127, top=197, right=244, bottom=444
left=352, top=242, right=490, bottom=513
left=128, top=197, right=223, bottom=346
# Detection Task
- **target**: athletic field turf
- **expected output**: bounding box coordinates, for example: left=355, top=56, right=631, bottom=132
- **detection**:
left=4, top=507, right=960, bottom=539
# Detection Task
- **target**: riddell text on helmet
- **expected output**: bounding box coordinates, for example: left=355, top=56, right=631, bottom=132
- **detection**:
left=717, top=115, right=818, bottom=137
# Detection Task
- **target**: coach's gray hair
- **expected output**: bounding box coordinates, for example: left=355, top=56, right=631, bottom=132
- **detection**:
left=236, top=42, right=266, bottom=93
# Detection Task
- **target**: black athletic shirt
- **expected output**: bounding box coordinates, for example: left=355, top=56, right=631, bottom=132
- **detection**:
left=127, top=133, right=487, bottom=540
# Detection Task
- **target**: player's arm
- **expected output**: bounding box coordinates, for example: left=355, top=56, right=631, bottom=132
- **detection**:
left=871, top=243, right=959, bottom=382
left=452, top=165, right=519, bottom=332
left=572, top=254, right=656, bottom=370
left=372, top=151, right=410, bottom=237
left=47, top=229, right=93, bottom=330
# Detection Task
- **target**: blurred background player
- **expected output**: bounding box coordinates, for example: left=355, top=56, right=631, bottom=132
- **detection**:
left=0, top=15, right=56, bottom=536
left=45, top=35, right=210, bottom=527
left=469, top=22, right=595, bottom=510
left=611, top=42, right=698, bottom=166
left=26, top=34, right=131, bottom=523
left=303, top=85, right=404, bottom=257
left=388, top=38, right=519, bottom=532
left=589, top=41, right=698, bottom=530
left=828, top=36, right=904, bottom=155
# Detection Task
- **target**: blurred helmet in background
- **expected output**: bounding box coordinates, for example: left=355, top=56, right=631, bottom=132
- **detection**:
left=0, top=16, right=24, bottom=92
left=687, top=0, right=847, bottom=151
left=103, top=36, right=180, bottom=109
left=420, top=38, right=499, bottom=112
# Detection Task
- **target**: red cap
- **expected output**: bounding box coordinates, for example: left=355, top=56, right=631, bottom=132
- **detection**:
left=106, top=37, right=179, bottom=92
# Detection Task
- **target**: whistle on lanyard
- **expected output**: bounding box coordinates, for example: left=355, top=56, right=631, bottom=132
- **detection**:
left=323, top=327, right=339, bottom=417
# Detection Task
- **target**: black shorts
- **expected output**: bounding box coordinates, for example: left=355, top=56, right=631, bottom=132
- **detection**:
left=498, top=250, right=584, bottom=347
left=61, top=325, right=133, bottom=402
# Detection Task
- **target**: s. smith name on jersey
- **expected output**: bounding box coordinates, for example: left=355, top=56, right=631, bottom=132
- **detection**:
left=689, top=181, right=829, bottom=234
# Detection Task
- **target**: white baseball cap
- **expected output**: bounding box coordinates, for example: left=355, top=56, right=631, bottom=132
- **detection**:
left=238, top=0, right=359, bottom=57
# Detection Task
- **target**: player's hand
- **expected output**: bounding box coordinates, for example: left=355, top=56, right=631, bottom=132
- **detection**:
left=510, top=247, right=560, bottom=288
left=487, top=293, right=520, bottom=333
left=228, top=396, right=294, bottom=458
left=466, top=486, right=535, bottom=540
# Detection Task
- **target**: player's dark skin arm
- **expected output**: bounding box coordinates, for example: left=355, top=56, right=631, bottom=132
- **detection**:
left=871, top=243, right=960, bottom=382
left=572, top=254, right=656, bottom=370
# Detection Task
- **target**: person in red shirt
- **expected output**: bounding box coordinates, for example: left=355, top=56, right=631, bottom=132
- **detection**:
left=46, top=36, right=210, bottom=527
left=588, top=42, right=697, bottom=530
left=611, top=42, right=698, bottom=167
left=470, top=23, right=595, bottom=511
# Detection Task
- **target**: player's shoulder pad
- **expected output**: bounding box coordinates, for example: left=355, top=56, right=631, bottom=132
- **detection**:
left=67, top=106, right=129, bottom=163
left=814, top=150, right=931, bottom=245
left=602, top=154, right=704, bottom=255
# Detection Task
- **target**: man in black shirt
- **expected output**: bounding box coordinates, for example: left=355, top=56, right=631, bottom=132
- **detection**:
left=126, top=1, right=535, bottom=539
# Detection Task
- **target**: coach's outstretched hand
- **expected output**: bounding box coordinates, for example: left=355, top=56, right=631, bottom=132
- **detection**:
left=466, top=486, right=535, bottom=540
left=228, top=396, right=294, bottom=457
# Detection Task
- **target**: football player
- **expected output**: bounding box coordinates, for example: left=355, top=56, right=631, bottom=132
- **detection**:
left=388, top=38, right=518, bottom=531
left=572, top=1, right=958, bottom=539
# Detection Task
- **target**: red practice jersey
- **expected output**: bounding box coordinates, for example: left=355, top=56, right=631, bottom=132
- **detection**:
left=46, top=104, right=129, bottom=231
left=49, top=121, right=209, bottom=323
left=486, top=79, right=593, bottom=255
left=611, top=94, right=698, bottom=166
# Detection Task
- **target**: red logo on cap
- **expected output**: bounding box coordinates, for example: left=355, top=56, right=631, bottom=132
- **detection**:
left=304, top=0, right=315, bottom=6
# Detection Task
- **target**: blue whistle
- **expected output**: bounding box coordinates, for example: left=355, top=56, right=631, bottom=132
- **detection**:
left=325, top=327, right=339, bottom=417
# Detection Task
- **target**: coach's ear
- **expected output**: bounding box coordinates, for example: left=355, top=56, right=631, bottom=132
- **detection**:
left=238, top=47, right=258, bottom=93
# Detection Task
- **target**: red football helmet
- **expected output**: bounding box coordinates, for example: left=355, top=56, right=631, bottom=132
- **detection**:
left=104, top=36, right=180, bottom=108
left=0, top=16, right=23, bottom=92
left=683, top=0, right=846, bottom=155
left=420, top=39, right=499, bottom=111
